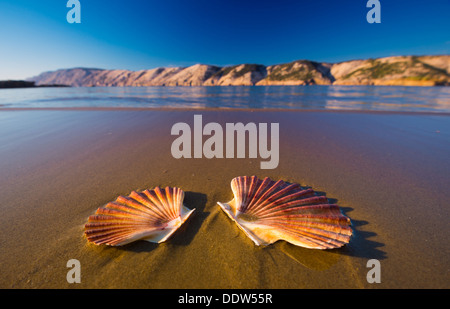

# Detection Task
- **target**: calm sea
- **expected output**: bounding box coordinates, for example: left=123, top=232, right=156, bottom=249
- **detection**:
left=0, top=86, right=449, bottom=113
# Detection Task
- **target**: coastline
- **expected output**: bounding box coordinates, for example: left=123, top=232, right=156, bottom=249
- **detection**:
left=28, top=55, right=450, bottom=87
left=0, top=109, right=449, bottom=288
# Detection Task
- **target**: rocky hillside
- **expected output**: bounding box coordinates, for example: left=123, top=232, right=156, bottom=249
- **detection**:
left=332, top=56, right=450, bottom=86
left=257, top=60, right=334, bottom=85
left=203, top=64, right=267, bottom=86
left=29, top=55, right=450, bottom=87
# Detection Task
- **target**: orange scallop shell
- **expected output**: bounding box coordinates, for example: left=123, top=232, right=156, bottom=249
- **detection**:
left=84, top=187, right=195, bottom=246
left=217, top=176, right=352, bottom=249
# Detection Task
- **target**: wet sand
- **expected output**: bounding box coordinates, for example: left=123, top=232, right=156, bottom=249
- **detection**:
left=0, top=109, right=449, bottom=288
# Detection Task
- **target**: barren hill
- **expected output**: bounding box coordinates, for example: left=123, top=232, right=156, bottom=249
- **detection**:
left=29, top=55, right=450, bottom=87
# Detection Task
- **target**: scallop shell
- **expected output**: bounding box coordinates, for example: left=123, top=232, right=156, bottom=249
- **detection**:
left=217, top=176, right=352, bottom=249
left=84, top=187, right=195, bottom=246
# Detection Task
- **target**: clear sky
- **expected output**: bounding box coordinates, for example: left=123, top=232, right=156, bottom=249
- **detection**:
left=0, top=0, right=449, bottom=80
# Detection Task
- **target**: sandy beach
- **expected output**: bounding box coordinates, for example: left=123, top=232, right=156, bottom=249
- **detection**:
left=0, top=108, right=448, bottom=288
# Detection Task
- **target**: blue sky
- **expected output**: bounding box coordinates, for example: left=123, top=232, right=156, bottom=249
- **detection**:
left=0, top=0, right=449, bottom=79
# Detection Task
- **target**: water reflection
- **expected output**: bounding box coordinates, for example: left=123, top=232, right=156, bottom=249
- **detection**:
left=0, top=85, right=449, bottom=112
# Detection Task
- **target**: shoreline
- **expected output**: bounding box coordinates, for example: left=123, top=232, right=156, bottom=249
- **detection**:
left=28, top=55, right=450, bottom=87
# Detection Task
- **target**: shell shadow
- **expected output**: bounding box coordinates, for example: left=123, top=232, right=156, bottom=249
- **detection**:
left=169, top=191, right=208, bottom=246
left=313, top=191, right=386, bottom=260
left=276, top=190, right=386, bottom=269
left=335, top=207, right=387, bottom=261
left=117, top=191, right=208, bottom=253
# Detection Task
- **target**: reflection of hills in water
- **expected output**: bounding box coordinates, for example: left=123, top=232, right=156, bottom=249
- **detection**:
left=324, top=86, right=450, bottom=112
left=1, top=85, right=449, bottom=113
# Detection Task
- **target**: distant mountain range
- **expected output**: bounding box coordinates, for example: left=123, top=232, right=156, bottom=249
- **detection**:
left=28, top=55, right=450, bottom=87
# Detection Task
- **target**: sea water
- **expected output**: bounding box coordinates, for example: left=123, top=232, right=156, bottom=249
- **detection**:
left=0, top=85, right=449, bottom=112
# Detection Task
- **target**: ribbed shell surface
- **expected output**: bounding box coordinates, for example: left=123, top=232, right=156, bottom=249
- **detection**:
left=218, top=176, right=352, bottom=249
left=85, top=187, right=194, bottom=246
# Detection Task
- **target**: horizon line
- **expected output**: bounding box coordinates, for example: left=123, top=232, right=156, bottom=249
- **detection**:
left=25, top=53, right=450, bottom=79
